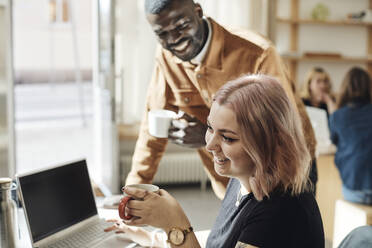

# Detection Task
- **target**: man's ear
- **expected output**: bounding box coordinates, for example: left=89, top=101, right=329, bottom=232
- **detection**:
left=194, top=3, right=204, bottom=18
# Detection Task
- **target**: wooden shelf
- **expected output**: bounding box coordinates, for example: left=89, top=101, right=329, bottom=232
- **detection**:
left=282, top=54, right=372, bottom=63
left=276, top=0, right=372, bottom=80
left=277, top=17, right=372, bottom=27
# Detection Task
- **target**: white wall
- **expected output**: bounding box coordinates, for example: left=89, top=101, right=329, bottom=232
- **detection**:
left=115, top=0, right=157, bottom=124
left=0, top=5, right=7, bottom=130
left=0, top=1, right=15, bottom=177
left=13, top=0, right=92, bottom=71
left=0, top=7, right=5, bottom=76
left=197, top=0, right=251, bottom=29
left=276, top=0, right=370, bottom=90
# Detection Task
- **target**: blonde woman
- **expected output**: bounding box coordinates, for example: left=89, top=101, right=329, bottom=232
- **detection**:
left=301, top=67, right=335, bottom=116
left=106, top=75, right=324, bottom=248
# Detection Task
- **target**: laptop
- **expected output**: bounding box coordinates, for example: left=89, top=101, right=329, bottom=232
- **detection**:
left=305, top=106, right=336, bottom=154
left=16, top=159, right=138, bottom=248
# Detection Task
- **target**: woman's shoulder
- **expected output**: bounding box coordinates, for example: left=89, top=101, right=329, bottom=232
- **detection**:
left=363, top=103, right=372, bottom=110
left=333, top=103, right=372, bottom=117
left=253, top=191, right=318, bottom=218
left=331, top=105, right=350, bottom=119
left=242, top=191, right=323, bottom=246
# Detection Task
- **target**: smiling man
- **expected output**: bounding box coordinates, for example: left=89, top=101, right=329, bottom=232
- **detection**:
left=125, top=0, right=317, bottom=199
left=147, top=0, right=207, bottom=61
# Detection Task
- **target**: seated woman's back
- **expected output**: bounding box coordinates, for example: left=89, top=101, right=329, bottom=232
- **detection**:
left=329, top=67, right=372, bottom=205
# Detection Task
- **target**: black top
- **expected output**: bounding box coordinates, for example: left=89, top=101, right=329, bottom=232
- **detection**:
left=302, top=98, right=329, bottom=118
left=206, top=179, right=324, bottom=248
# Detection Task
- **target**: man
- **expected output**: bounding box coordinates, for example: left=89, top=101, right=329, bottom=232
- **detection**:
left=126, top=0, right=317, bottom=199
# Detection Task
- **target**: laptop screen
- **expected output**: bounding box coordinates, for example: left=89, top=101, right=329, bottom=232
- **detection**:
left=18, top=160, right=98, bottom=243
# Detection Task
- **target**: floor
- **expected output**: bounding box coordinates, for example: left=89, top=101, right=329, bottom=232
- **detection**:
left=14, top=82, right=331, bottom=247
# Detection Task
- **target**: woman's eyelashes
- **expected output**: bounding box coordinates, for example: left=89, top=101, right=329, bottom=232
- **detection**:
left=206, top=124, right=213, bottom=132
left=206, top=121, right=213, bottom=132
left=221, top=134, right=237, bottom=143
left=207, top=121, right=237, bottom=143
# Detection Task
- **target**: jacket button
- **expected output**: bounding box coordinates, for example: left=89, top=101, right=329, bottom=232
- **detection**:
left=184, top=97, right=190, bottom=103
left=197, top=74, right=202, bottom=79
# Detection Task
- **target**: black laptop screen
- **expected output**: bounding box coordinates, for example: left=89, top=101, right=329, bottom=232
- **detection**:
left=18, top=160, right=98, bottom=243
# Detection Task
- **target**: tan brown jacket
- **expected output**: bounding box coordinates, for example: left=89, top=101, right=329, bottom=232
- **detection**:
left=126, top=18, right=316, bottom=199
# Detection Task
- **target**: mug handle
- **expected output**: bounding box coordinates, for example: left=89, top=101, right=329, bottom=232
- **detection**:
left=118, top=196, right=133, bottom=220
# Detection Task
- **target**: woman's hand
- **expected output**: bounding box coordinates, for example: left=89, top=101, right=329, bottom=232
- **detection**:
left=104, top=219, right=165, bottom=247
left=123, top=187, right=191, bottom=233
left=323, top=93, right=337, bottom=114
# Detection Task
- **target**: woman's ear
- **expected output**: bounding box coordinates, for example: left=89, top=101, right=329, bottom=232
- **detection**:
left=194, top=3, right=204, bottom=18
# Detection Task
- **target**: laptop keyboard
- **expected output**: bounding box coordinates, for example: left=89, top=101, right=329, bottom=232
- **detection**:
left=45, top=220, right=114, bottom=248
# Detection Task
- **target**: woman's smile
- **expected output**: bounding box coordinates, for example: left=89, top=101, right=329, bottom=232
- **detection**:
left=213, top=156, right=230, bottom=165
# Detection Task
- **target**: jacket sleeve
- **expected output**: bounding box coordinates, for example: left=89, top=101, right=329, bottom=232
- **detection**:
left=125, top=59, right=177, bottom=185
left=256, top=46, right=317, bottom=158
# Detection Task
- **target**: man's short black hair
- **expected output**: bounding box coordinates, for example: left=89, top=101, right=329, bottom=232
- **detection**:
left=145, top=0, right=194, bottom=14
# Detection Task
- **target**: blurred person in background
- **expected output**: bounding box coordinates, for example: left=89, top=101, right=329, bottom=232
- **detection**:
left=301, top=67, right=335, bottom=117
left=329, top=67, right=372, bottom=205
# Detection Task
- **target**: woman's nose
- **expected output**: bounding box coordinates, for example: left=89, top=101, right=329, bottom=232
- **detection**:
left=320, top=81, right=328, bottom=89
left=205, top=133, right=219, bottom=152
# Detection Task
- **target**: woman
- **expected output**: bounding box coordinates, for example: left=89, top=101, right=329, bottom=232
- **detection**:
left=106, top=74, right=324, bottom=247
left=329, top=67, right=372, bottom=205
left=301, top=67, right=335, bottom=116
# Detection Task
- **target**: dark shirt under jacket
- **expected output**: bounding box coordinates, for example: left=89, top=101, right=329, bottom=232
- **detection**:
left=302, top=98, right=329, bottom=118
left=329, top=103, right=372, bottom=191
left=206, top=178, right=324, bottom=248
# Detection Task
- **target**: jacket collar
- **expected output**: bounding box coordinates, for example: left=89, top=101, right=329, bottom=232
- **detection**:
left=201, top=17, right=224, bottom=71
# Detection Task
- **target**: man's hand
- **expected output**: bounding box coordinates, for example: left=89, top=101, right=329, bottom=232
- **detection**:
left=168, top=111, right=207, bottom=148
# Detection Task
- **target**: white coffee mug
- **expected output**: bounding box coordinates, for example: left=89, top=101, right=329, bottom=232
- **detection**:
left=148, top=109, right=177, bottom=138
left=118, top=184, right=160, bottom=220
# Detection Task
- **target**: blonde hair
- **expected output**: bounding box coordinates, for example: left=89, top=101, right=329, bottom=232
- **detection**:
left=301, top=67, right=332, bottom=100
left=214, top=74, right=311, bottom=201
